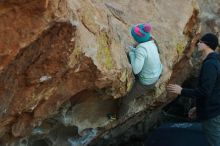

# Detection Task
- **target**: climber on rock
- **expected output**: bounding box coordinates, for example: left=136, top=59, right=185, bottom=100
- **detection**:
left=108, top=23, right=163, bottom=119
left=167, top=33, right=220, bottom=146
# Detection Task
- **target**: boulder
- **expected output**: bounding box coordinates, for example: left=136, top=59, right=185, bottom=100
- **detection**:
left=0, top=0, right=202, bottom=144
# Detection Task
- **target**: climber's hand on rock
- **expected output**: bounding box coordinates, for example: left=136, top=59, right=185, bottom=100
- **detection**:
left=128, top=46, right=135, bottom=52
left=133, top=42, right=138, bottom=48
left=188, top=107, right=197, bottom=120
left=167, top=84, right=182, bottom=95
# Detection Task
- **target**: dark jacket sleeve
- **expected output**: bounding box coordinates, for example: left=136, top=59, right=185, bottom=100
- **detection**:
left=181, top=60, right=218, bottom=98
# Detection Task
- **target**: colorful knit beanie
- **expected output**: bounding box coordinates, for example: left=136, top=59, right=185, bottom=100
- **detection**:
left=131, top=23, right=152, bottom=43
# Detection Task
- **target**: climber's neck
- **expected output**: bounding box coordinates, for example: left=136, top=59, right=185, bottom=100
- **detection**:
left=202, top=47, right=214, bottom=60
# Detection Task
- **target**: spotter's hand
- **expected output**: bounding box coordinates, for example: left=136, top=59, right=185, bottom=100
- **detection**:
left=167, top=84, right=182, bottom=95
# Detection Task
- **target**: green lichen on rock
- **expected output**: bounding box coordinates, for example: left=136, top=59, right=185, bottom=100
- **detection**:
left=96, top=33, right=113, bottom=70
left=126, top=79, right=133, bottom=92
left=119, top=69, right=133, bottom=93
left=176, top=41, right=185, bottom=55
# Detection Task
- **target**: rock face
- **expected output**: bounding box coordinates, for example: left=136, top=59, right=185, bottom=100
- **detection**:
left=0, top=0, right=206, bottom=145
left=198, top=0, right=220, bottom=52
